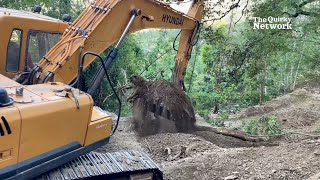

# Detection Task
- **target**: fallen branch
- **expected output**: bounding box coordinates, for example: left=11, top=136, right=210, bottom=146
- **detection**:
left=195, top=126, right=266, bottom=142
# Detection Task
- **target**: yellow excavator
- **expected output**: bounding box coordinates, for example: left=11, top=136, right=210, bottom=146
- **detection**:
left=0, top=0, right=204, bottom=179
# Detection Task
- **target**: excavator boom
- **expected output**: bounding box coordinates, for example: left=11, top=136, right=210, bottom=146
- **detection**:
left=28, top=0, right=204, bottom=92
left=174, top=0, right=203, bottom=88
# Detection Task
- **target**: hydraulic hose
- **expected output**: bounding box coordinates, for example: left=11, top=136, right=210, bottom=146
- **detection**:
left=81, top=52, right=121, bottom=135
left=27, top=66, right=39, bottom=85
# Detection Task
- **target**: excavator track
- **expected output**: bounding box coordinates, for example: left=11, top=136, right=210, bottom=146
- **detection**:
left=35, top=150, right=163, bottom=180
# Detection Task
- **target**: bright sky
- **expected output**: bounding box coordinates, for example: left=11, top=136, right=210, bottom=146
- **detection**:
left=171, top=1, right=248, bottom=26
left=169, top=1, right=192, bottom=13
left=169, top=1, right=237, bottom=22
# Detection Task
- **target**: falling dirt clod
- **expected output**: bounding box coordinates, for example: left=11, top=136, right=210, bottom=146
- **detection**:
left=128, top=75, right=266, bottom=143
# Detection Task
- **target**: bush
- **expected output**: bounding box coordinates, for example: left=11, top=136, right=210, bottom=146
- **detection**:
left=265, top=116, right=282, bottom=135
left=198, top=109, right=210, bottom=120
left=208, top=112, right=229, bottom=127
left=242, top=116, right=282, bottom=136
left=242, top=118, right=259, bottom=135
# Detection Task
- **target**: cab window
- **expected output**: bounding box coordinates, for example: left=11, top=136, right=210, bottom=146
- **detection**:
left=6, top=29, right=22, bottom=72
left=26, top=31, right=61, bottom=70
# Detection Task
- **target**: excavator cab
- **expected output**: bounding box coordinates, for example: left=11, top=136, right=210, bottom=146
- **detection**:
left=0, top=7, right=66, bottom=79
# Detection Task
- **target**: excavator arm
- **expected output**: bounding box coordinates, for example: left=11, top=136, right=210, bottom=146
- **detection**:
left=173, top=0, right=203, bottom=88
left=28, top=0, right=204, bottom=92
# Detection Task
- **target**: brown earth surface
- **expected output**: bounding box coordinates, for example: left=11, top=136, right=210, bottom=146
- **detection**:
left=97, top=86, right=320, bottom=180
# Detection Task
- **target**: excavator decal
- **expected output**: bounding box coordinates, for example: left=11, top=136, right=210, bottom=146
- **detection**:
left=162, top=14, right=184, bottom=26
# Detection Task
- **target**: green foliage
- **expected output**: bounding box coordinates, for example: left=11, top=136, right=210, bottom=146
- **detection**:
left=187, top=0, right=320, bottom=117
left=136, top=29, right=178, bottom=81
left=242, top=118, right=259, bottom=135
left=0, top=0, right=86, bottom=19
left=242, top=116, right=282, bottom=136
left=265, top=116, right=283, bottom=135
left=192, top=91, right=213, bottom=119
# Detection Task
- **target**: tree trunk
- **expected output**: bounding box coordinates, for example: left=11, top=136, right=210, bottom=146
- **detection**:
left=213, top=102, right=219, bottom=114
left=290, top=63, right=294, bottom=90
left=260, top=78, right=265, bottom=104
left=259, top=59, right=267, bottom=105
left=292, top=59, right=301, bottom=90
left=283, top=61, right=287, bottom=94
left=188, top=46, right=199, bottom=93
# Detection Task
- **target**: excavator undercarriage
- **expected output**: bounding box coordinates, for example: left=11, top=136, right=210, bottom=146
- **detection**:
left=35, top=150, right=163, bottom=180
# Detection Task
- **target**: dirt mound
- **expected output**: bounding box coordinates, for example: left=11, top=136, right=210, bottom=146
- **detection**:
left=228, top=87, right=320, bottom=136
left=141, top=133, right=218, bottom=162
left=277, top=107, right=320, bottom=128
left=236, top=89, right=309, bottom=119
left=161, top=140, right=320, bottom=180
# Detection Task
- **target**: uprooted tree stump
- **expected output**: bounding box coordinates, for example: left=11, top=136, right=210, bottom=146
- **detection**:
left=128, top=75, right=268, bottom=144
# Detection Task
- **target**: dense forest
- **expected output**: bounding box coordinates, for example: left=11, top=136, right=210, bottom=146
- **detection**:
left=2, top=0, right=320, bottom=124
